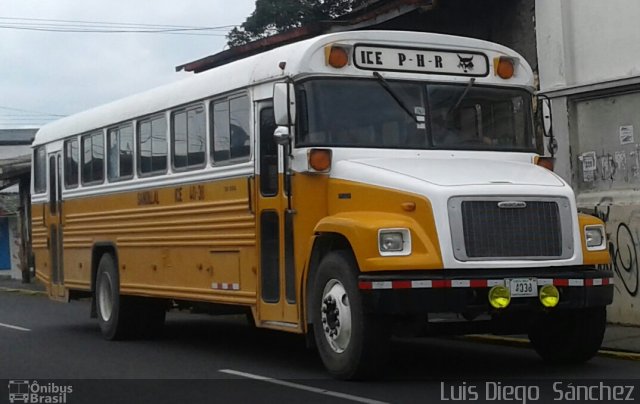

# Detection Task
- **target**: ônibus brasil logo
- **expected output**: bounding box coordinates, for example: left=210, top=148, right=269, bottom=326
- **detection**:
left=8, top=380, right=73, bottom=403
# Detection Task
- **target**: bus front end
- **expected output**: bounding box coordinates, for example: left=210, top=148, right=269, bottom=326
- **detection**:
left=278, top=31, right=613, bottom=379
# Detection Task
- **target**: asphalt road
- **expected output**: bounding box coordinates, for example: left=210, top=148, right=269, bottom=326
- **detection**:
left=1, top=291, right=640, bottom=404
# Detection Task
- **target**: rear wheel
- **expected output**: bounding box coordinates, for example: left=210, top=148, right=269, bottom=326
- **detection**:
left=95, top=254, right=167, bottom=339
left=529, top=306, right=606, bottom=364
left=312, top=251, right=390, bottom=380
left=95, top=254, right=134, bottom=340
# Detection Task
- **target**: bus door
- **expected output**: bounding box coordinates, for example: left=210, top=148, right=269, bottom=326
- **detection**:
left=255, top=100, right=299, bottom=327
left=47, top=152, right=66, bottom=300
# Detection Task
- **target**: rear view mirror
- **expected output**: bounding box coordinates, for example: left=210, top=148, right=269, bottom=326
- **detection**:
left=273, top=82, right=296, bottom=126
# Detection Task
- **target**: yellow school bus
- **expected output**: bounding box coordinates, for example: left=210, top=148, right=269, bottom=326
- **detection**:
left=31, top=30, right=613, bottom=379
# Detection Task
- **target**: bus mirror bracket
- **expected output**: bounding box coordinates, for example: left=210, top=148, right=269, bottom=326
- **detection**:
left=274, top=82, right=296, bottom=126
left=274, top=126, right=291, bottom=145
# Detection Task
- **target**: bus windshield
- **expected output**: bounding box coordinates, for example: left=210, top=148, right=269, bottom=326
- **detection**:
left=296, top=78, right=536, bottom=152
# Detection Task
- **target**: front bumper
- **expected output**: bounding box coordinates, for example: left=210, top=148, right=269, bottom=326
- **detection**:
left=358, top=266, right=614, bottom=315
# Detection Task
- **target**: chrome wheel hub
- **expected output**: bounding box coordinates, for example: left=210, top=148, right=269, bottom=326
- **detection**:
left=320, top=279, right=352, bottom=353
left=98, top=271, right=114, bottom=322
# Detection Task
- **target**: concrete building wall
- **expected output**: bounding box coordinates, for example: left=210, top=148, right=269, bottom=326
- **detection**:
left=536, top=0, right=640, bottom=325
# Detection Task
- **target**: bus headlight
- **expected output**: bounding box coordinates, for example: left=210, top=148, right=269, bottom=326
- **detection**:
left=378, top=228, right=411, bottom=256
left=585, top=225, right=606, bottom=251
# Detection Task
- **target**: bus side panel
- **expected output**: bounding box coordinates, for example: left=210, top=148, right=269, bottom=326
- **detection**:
left=31, top=202, right=50, bottom=288
left=61, top=177, right=257, bottom=305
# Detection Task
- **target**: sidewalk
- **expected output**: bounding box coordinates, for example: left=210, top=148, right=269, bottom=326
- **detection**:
left=1, top=275, right=639, bottom=357
left=0, top=275, right=46, bottom=294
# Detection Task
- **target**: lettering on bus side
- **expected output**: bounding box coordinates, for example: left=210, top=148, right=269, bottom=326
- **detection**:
left=174, top=185, right=206, bottom=202
left=138, top=190, right=159, bottom=205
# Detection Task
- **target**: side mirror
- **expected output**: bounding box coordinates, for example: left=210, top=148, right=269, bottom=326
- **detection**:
left=274, top=126, right=291, bottom=145
left=273, top=82, right=296, bottom=126
left=538, top=96, right=557, bottom=157
left=540, top=98, right=552, bottom=137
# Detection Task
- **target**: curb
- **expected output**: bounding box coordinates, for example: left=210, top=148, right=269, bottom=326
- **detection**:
left=0, top=286, right=47, bottom=296
left=465, top=334, right=640, bottom=361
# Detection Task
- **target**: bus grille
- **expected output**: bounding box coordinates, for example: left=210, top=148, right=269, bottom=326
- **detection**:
left=460, top=200, right=563, bottom=258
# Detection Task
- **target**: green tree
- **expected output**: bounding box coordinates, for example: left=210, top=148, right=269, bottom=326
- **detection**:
left=228, top=0, right=366, bottom=47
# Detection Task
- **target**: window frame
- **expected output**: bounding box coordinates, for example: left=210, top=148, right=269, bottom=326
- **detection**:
left=63, top=137, right=79, bottom=189
left=107, top=123, right=135, bottom=182
left=209, top=93, right=252, bottom=166
left=33, top=145, right=47, bottom=194
left=171, top=103, right=207, bottom=172
left=137, top=113, right=168, bottom=177
left=80, top=130, right=105, bottom=186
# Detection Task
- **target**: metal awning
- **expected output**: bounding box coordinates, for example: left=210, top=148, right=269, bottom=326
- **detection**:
left=0, top=154, right=30, bottom=191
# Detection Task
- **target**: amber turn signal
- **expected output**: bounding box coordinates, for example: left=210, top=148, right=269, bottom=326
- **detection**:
left=308, top=148, right=332, bottom=172
left=494, top=56, right=515, bottom=79
left=325, top=46, right=349, bottom=68
left=535, top=156, right=555, bottom=171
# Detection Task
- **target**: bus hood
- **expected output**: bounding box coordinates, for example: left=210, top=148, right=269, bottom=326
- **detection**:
left=333, top=157, right=565, bottom=187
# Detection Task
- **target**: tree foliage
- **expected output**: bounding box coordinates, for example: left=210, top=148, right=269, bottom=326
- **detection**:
left=227, top=0, right=366, bottom=47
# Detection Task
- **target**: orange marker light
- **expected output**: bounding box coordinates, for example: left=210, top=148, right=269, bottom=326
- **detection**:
left=401, top=202, right=416, bottom=212
left=308, top=148, right=332, bottom=172
left=494, top=56, right=515, bottom=79
left=535, top=156, right=555, bottom=171
left=326, top=46, right=349, bottom=68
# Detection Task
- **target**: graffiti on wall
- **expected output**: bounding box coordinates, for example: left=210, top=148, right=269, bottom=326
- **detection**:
left=593, top=205, right=639, bottom=298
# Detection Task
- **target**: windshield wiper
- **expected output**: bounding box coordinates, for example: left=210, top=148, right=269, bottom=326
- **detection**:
left=373, top=71, right=418, bottom=123
left=447, top=77, right=476, bottom=116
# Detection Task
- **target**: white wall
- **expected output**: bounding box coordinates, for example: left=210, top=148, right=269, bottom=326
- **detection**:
left=536, top=0, right=640, bottom=325
left=537, top=0, right=640, bottom=91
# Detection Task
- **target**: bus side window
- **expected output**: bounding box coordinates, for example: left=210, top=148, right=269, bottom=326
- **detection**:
left=108, top=124, right=134, bottom=181
left=64, top=138, right=79, bottom=188
left=81, top=131, right=104, bottom=185
left=138, top=115, right=167, bottom=176
left=33, top=146, right=47, bottom=194
left=211, top=95, right=251, bottom=164
left=172, top=105, right=205, bottom=170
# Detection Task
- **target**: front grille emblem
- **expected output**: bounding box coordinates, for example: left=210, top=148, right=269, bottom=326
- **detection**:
left=497, top=201, right=527, bottom=209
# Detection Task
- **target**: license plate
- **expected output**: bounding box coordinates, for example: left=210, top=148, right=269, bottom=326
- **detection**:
left=507, top=278, right=538, bottom=298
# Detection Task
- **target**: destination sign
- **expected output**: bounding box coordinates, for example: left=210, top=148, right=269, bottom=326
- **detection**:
left=353, top=45, right=489, bottom=77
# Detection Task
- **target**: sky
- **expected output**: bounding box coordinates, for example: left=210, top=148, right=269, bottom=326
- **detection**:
left=0, top=0, right=256, bottom=129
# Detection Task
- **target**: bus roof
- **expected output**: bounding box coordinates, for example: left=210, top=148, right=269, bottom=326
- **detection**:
left=33, top=30, right=533, bottom=147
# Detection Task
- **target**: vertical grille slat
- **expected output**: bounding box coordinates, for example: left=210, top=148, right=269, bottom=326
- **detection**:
left=460, top=200, right=562, bottom=258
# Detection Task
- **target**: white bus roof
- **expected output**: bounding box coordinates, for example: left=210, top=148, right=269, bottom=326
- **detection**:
left=33, top=30, right=533, bottom=147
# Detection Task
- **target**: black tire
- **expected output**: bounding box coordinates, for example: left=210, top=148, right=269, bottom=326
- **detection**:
left=95, top=254, right=135, bottom=340
left=312, top=251, right=390, bottom=380
left=528, top=306, right=606, bottom=364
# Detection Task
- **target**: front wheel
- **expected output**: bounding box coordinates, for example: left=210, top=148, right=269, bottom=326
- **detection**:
left=312, top=251, right=390, bottom=380
left=528, top=307, right=606, bottom=364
